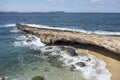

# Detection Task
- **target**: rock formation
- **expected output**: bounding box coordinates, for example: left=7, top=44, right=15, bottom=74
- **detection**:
left=16, top=23, right=120, bottom=54
left=32, top=76, right=44, bottom=80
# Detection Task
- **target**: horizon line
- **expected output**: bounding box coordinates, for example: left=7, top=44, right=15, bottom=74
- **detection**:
left=0, top=11, right=120, bottom=13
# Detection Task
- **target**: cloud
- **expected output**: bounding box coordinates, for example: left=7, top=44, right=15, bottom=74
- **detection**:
left=48, top=0, right=64, bottom=2
left=0, top=0, right=2, bottom=4
left=89, top=0, right=118, bottom=3
left=89, top=0, right=99, bottom=2
left=49, top=0, right=54, bottom=1
left=110, top=1, right=115, bottom=3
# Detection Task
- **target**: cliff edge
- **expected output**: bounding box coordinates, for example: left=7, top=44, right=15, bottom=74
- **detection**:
left=16, top=23, right=120, bottom=55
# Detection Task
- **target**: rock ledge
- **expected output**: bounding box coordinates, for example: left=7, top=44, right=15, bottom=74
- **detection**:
left=16, top=23, right=120, bottom=54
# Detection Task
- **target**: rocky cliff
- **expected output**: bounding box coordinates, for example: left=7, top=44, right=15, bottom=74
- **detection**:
left=16, top=23, right=120, bottom=54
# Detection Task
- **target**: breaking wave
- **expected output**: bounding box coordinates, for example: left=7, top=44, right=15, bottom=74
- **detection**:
left=0, top=24, right=16, bottom=27
left=14, top=34, right=45, bottom=48
left=0, top=23, right=120, bottom=35
left=0, top=23, right=21, bottom=33
left=10, top=28, right=21, bottom=33
left=25, top=23, right=120, bottom=36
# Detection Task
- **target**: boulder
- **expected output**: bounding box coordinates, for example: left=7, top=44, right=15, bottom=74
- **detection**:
left=70, top=65, right=76, bottom=71
left=76, top=62, right=86, bottom=67
left=59, top=46, right=78, bottom=56
left=32, top=76, right=44, bottom=80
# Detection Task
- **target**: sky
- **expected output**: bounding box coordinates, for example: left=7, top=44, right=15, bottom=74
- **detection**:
left=0, top=0, right=120, bottom=12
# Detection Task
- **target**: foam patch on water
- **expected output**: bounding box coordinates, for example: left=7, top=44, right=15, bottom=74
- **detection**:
left=0, top=24, right=16, bottom=27
left=14, top=34, right=45, bottom=49
left=23, top=23, right=120, bottom=35
left=92, top=30, right=120, bottom=35
left=10, top=28, right=21, bottom=33
left=4, top=76, right=30, bottom=80
left=0, top=24, right=20, bottom=33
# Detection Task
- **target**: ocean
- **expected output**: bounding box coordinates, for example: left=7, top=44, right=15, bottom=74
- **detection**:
left=0, top=12, right=120, bottom=80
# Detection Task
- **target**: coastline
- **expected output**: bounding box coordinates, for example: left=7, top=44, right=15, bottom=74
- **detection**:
left=16, top=23, right=120, bottom=80
left=16, top=23, right=120, bottom=54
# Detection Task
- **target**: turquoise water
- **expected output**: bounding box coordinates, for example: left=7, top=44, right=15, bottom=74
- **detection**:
left=0, top=25, right=86, bottom=80
left=0, top=12, right=119, bottom=80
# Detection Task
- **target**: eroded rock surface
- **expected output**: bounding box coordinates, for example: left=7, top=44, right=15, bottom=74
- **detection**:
left=16, top=24, right=120, bottom=54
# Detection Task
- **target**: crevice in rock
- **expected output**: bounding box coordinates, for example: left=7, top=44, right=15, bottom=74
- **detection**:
left=53, top=40, right=120, bottom=61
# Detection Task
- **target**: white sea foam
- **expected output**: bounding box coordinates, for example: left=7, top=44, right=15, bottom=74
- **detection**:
left=0, top=24, right=16, bottom=27
left=14, top=34, right=45, bottom=49
left=93, top=30, right=120, bottom=35
left=5, top=24, right=16, bottom=27
left=10, top=28, right=20, bottom=33
left=24, top=23, right=120, bottom=36
left=39, top=46, right=111, bottom=80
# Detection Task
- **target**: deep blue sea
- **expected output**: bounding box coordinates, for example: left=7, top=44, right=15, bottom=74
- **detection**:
left=0, top=12, right=119, bottom=80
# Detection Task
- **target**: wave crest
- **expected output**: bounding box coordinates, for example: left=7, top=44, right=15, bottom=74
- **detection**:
left=1, top=23, right=120, bottom=35
left=25, top=23, right=120, bottom=36
left=0, top=24, right=15, bottom=27
left=14, top=34, right=45, bottom=48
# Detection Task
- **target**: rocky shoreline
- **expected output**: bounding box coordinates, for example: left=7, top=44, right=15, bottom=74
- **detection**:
left=15, top=23, right=120, bottom=80
left=16, top=23, right=120, bottom=55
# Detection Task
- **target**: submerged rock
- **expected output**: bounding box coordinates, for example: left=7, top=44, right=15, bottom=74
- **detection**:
left=26, top=36, right=35, bottom=42
left=76, top=62, right=86, bottom=67
left=45, top=46, right=53, bottom=50
left=32, top=76, right=44, bottom=80
left=70, top=62, right=86, bottom=71
left=70, top=65, right=76, bottom=71
left=32, top=50, right=42, bottom=55
left=59, top=46, right=78, bottom=56
left=47, top=55, right=64, bottom=68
